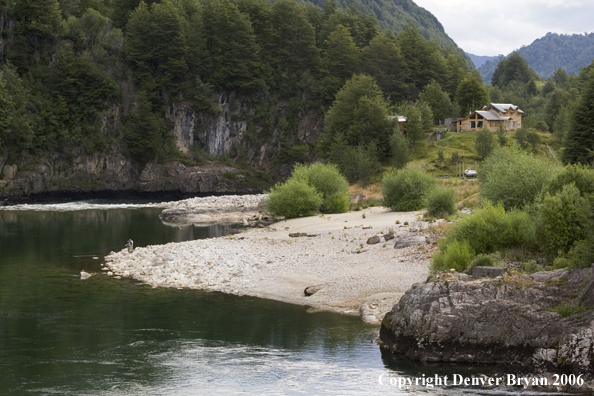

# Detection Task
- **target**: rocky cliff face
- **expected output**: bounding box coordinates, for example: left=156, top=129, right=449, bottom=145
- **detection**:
left=379, top=268, right=594, bottom=387
left=0, top=93, right=320, bottom=201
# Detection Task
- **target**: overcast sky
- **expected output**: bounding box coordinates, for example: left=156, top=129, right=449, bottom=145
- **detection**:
left=412, top=0, right=594, bottom=56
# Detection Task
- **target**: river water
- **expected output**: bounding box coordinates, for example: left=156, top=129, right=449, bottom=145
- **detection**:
left=0, top=202, right=564, bottom=395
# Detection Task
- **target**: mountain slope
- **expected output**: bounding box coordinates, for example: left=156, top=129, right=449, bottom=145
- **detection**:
left=478, top=32, right=594, bottom=82
left=303, top=0, right=471, bottom=62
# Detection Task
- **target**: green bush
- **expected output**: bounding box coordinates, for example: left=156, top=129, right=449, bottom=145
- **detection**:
left=559, top=237, right=594, bottom=269
left=445, top=201, right=536, bottom=254
left=430, top=240, right=475, bottom=273
left=469, top=253, right=496, bottom=268
left=322, top=191, right=350, bottom=214
left=479, top=146, right=560, bottom=209
left=544, top=163, right=594, bottom=197
left=382, top=167, right=436, bottom=211
left=536, top=183, right=591, bottom=259
left=475, top=128, right=494, bottom=160
left=425, top=186, right=457, bottom=217
left=291, top=162, right=350, bottom=214
left=265, top=178, right=323, bottom=218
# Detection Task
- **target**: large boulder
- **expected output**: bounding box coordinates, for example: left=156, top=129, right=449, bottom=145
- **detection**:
left=379, top=267, right=594, bottom=387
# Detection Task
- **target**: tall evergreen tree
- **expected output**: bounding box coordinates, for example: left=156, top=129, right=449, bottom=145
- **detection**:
left=124, top=1, right=190, bottom=101
left=419, top=80, right=453, bottom=123
left=456, top=75, right=488, bottom=116
left=202, top=0, right=262, bottom=90
left=362, top=32, right=407, bottom=103
left=396, top=25, right=447, bottom=98
left=320, top=74, right=394, bottom=158
left=562, top=68, right=594, bottom=165
left=322, top=24, right=361, bottom=81
left=491, top=52, right=535, bottom=89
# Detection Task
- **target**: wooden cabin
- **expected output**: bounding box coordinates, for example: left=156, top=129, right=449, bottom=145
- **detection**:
left=456, top=103, right=523, bottom=132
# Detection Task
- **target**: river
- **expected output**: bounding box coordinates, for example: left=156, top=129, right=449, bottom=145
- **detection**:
left=0, top=202, right=564, bottom=395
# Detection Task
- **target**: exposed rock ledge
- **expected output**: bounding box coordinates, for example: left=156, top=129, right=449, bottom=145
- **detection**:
left=379, top=267, right=594, bottom=391
left=157, top=194, right=271, bottom=226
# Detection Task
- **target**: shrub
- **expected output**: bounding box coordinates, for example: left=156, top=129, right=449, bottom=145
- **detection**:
left=479, top=146, right=560, bottom=209
left=265, top=178, right=323, bottom=218
left=560, top=237, right=594, bottom=269
left=469, top=253, right=496, bottom=268
left=544, top=163, right=594, bottom=197
left=430, top=240, right=475, bottom=273
left=329, top=135, right=380, bottom=185
left=291, top=162, right=350, bottom=214
left=322, top=191, right=350, bottom=214
left=389, top=129, right=408, bottom=169
left=536, top=183, right=591, bottom=259
left=475, top=128, right=494, bottom=160
left=382, top=167, right=436, bottom=211
left=444, top=201, right=536, bottom=254
left=425, top=186, right=456, bottom=217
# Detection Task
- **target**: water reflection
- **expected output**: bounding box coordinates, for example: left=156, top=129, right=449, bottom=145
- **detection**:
left=0, top=207, right=379, bottom=395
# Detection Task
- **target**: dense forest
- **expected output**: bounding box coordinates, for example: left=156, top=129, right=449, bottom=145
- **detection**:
left=477, top=32, right=594, bottom=82
left=302, top=0, right=469, bottom=60
left=0, top=0, right=479, bottom=175
left=1, top=0, right=593, bottom=198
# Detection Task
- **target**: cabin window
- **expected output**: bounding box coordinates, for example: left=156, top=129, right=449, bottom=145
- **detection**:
left=477, top=121, right=483, bottom=128
left=513, top=121, right=518, bottom=128
left=470, top=121, right=476, bottom=128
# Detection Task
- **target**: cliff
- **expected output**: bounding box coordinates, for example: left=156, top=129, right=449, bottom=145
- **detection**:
left=0, top=93, right=323, bottom=202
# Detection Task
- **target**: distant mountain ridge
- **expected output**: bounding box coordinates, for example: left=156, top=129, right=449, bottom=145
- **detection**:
left=466, top=53, right=498, bottom=68
left=474, top=32, right=594, bottom=82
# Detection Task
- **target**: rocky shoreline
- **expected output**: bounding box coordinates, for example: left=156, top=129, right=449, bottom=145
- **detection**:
left=379, top=267, right=594, bottom=392
left=156, top=194, right=272, bottom=226
left=103, top=197, right=436, bottom=324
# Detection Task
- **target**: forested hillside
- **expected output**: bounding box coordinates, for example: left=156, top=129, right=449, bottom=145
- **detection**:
left=302, top=0, right=468, bottom=59
left=478, top=33, right=594, bottom=82
left=0, top=0, right=478, bottom=192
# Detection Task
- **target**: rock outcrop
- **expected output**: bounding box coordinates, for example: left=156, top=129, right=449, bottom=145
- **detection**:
left=0, top=92, right=323, bottom=202
left=379, top=267, right=594, bottom=387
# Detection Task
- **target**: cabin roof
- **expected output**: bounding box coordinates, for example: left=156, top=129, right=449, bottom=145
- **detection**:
left=488, top=103, right=525, bottom=114
left=476, top=110, right=510, bottom=121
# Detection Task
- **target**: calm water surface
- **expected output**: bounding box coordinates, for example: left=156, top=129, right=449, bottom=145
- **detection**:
left=0, top=202, right=563, bottom=395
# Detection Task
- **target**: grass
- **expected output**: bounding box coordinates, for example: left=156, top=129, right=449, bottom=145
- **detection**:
left=544, top=303, right=590, bottom=317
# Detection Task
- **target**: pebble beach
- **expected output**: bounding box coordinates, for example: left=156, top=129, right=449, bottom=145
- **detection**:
left=104, top=195, right=438, bottom=323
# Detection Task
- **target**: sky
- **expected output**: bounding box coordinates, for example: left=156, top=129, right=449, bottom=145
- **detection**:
left=412, top=0, right=594, bottom=56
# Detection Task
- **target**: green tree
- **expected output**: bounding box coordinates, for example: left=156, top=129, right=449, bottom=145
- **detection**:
left=269, top=0, right=318, bottom=94
left=202, top=0, right=261, bottom=90
left=396, top=25, right=447, bottom=98
left=419, top=80, right=452, bottom=123
left=0, top=66, right=33, bottom=150
left=475, top=128, right=494, bottom=160
left=124, top=0, right=190, bottom=101
left=399, top=103, right=425, bottom=153
left=11, top=0, right=62, bottom=69
left=320, top=74, right=395, bottom=159
left=322, top=24, right=361, bottom=82
left=124, top=91, right=166, bottom=165
left=445, top=50, right=469, bottom=97
left=562, top=68, right=594, bottom=165
left=455, top=75, right=488, bottom=116
left=491, top=52, right=535, bottom=89
left=389, top=128, right=408, bottom=169
left=361, top=32, right=407, bottom=102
